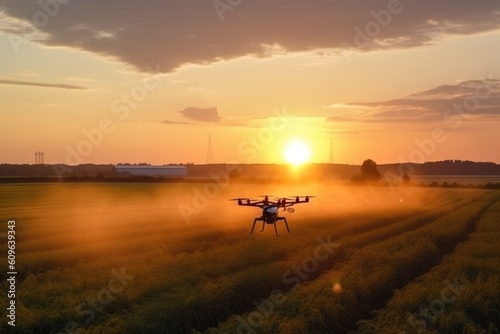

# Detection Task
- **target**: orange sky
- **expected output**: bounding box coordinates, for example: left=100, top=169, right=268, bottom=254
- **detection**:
left=1, top=1, right=500, bottom=165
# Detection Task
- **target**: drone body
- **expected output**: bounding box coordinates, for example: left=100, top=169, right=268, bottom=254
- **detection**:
left=230, top=195, right=314, bottom=236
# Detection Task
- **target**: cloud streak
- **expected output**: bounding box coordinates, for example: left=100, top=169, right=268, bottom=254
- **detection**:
left=0, top=79, right=88, bottom=90
left=1, top=1, right=500, bottom=72
left=178, top=106, right=221, bottom=122
left=327, top=79, right=500, bottom=123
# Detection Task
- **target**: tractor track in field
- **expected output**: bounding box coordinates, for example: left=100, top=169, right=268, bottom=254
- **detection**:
left=185, top=200, right=480, bottom=333
left=343, top=194, right=500, bottom=334
left=196, top=194, right=498, bottom=334
left=116, top=211, right=434, bottom=334
left=9, top=193, right=490, bottom=334
left=74, top=208, right=448, bottom=334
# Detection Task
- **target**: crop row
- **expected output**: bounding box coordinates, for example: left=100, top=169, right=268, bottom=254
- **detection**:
left=0, top=187, right=489, bottom=333
left=79, top=192, right=481, bottom=333
left=355, top=194, right=500, bottom=333
left=206, top=192, right=499, bottom=333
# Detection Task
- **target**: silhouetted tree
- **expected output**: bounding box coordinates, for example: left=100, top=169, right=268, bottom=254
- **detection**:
left=402, top=171, right=410, bottom=185
left=360, top=159, right=381, bottom=182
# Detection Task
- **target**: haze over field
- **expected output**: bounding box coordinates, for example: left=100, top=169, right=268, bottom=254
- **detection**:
left=1, top=183, right=499, bottom=333
left=0, top=181, right=424, bottom=233
left=1, top=1, right=500, bottom=165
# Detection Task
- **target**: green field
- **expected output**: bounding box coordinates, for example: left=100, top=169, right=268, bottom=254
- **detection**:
left=1, top=183, right=499, bottom=333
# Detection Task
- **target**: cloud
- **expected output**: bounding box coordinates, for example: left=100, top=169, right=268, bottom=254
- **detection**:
left=0, top=79, right=88, bottom=90
left=162, top=115, right=291, bottom=128
left=178, top=106, right=221, bottom=122
left=15, top=70, right=39, bottom=77
left=1, top=1, right=500, bottom=72
left=327, top=129, right=360, bottom=135
left=162, top=120, right=190, bottom=125
left=327, top=78, right=500, bottom=123
left=326, top=115, right=359, bottom=123
left=63, top=76, right=95, bottom=82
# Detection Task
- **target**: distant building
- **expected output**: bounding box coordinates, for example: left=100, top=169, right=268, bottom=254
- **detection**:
left=115, top=165, right=187, bottom=178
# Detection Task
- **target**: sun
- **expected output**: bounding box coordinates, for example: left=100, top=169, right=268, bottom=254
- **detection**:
left=284, top=140, right=311, bottom=166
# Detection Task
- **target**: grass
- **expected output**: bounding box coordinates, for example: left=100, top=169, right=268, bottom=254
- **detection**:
left=0, top=183, right=498, bottom=333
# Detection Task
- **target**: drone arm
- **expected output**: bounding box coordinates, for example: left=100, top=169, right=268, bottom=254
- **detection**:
left=238, top=202, right=264, bottom=208
left=289, top=200, right=309, bottom=205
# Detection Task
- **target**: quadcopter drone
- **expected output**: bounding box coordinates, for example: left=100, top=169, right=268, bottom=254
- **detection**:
left=230, top=195, right=314, bottom=236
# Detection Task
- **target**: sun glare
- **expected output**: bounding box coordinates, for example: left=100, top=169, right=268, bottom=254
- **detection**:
left=284, top=140, right=311, bottom=166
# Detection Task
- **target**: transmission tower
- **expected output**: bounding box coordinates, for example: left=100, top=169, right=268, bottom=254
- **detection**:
left=206, top=134, right=213, bottom=164
left=35, top=151, right=45, bottom=165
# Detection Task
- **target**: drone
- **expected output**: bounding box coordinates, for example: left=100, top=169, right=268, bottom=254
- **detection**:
left=230, top=195, right=314, bottom=236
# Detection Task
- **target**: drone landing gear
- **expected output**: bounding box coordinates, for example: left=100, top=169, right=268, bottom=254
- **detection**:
left=250, top=218, right=261, bottom=235
left=279, top=217, right=291, bottom=233
left=250, top=217, right=290, bottom=236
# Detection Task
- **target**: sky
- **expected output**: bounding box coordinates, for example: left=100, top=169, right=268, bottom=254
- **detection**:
left=1, top=0, right=500, bottom=165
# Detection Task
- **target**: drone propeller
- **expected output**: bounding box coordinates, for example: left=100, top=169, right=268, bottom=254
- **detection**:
left=230, top=195, right=315, bottom=207
left=287, top=195, right=316, bottom=201
left=229, top=198, right=253, bottom=205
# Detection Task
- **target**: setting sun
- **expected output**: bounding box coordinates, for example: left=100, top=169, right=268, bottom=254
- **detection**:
left=284, top=140, right=311, bottom=166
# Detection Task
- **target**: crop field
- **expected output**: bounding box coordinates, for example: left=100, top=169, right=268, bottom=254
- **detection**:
left=1, top=182, right=499, bottom=334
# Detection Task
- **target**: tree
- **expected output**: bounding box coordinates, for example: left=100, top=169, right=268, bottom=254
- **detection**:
left=402, top=171, right=410, bottom=185
left=360, top=159, right=381, bottom=182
